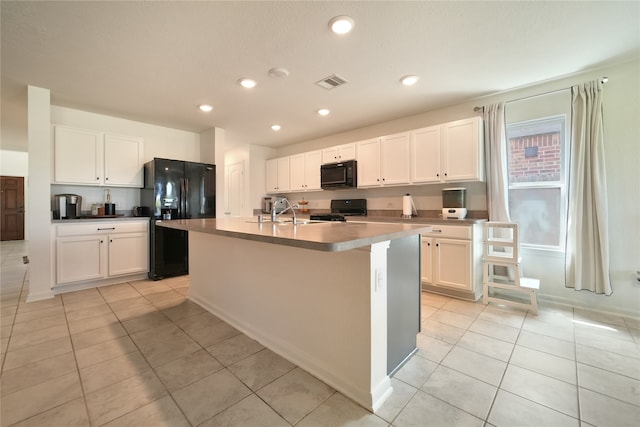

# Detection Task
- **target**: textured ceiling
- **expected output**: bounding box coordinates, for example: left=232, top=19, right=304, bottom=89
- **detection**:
left=2, top=1, right=639, bottom=151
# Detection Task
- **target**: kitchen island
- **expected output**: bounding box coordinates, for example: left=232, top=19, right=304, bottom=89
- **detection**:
left=157, top=217, right=430, bottom=412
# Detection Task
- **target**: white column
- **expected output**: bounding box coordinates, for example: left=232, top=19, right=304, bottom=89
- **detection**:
left=26, top=85, right=54, bottom=302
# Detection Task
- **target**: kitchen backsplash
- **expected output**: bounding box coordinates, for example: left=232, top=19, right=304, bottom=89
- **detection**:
left=51, top=185, right=141, bottom=215
left=278, top=181, right=487, bottom=214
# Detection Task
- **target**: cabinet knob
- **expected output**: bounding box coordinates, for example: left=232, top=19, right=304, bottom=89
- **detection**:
left=436, top=173, right=439, bottom=177
left=436, top=243, right=439, bottom=247
left=427, top=242, right=431, bottom=246
left=444, top=173, right=448, bottom=177
left=105, top=177, right=109, bottom=181
left=100, top=240, right=104, bottom=243
left=96, top=177, right=100, bottom=180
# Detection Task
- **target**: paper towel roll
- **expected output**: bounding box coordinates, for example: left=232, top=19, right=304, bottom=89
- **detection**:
left=403, top=194, right=413, bottom=216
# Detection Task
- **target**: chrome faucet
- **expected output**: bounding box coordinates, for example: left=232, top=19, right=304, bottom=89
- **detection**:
left=271, top=197, right=299, bottom=224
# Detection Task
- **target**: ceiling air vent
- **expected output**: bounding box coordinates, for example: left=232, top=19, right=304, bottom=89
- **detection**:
left=315, top=74, right=349, bottom=90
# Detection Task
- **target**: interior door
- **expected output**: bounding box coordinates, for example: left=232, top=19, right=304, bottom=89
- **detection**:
left=225, top=161, right=244, bottom=216
left=1, top=176, right=25, bottom=241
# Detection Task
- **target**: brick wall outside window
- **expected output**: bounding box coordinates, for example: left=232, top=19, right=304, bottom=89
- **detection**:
left=508, top=132, right=561, bottom=183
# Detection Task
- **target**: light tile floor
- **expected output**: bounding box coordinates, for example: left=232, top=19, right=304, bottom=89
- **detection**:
left=1, top=240, right=639, bottom=426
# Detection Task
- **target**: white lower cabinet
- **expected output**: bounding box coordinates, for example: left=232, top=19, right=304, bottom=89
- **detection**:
left=420, top=223, right=483, bottom=301
left=55, top=220, right=148, bottom=287
left=108, top=233, right=148, bottom=276
left=56, top=235, right=106, bottom=284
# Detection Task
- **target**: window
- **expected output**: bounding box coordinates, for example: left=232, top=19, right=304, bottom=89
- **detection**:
left=506, top=116, right=568, bottom=250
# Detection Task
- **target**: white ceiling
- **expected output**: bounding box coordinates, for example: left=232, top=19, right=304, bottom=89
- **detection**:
left=2, top=1, right=638, bottom=152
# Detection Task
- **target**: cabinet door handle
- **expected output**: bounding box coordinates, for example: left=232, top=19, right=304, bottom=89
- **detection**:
left=97, top=227, right=116, bottom=231
left=432, top=229, right=442, bottom=233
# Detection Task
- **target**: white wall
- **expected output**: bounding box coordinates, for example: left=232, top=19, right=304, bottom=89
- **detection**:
left=0, top=150, right=29, bottom=240
left=265, top=59, right=640, bottom=317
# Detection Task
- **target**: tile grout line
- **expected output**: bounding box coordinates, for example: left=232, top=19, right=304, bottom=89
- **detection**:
left=60, top=289, right=97, bottom=427
left=97, top=282, right=197, bottom=427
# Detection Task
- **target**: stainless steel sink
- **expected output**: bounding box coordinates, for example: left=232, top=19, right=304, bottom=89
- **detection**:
left=278, top=219, right=325, bottom=225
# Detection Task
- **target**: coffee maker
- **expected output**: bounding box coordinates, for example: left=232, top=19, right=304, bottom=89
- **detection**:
left=52, top=194, right=82, bottom=219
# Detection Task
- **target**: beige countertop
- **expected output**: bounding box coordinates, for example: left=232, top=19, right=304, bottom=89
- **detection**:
left=52, top=216, right=149, bottom=224
left=346, top=216, right=486, bottom=226
left=156, top=217, right=430, bottom=252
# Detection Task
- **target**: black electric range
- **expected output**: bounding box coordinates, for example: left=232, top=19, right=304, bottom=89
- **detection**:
left=310, top=199, right=367, bottom=222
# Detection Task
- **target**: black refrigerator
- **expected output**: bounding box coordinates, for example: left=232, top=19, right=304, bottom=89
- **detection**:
left=140, top=158, right=216, bottom=280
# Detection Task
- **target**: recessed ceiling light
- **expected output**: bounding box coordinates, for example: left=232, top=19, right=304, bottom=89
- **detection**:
left=271, top=124, right=281, bottom=131
left=317, top=108, right=330, bottom=116
left=239, top=78, right=257, bottom=89
left=329, top=15, right=354, bottom=34
left=199, top=104, right=213, bottom=112
left=401, top=75, right=419, bottom=86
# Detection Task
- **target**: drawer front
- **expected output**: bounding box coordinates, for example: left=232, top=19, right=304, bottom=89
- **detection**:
left=420, top=224, right=471, bottom=240
left=57, top=220, right=148, bottom=237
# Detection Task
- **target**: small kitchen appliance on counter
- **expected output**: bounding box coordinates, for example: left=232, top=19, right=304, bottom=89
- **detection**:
left=52, top=194, right=82, bottom=219
left=442, top=187, right=467, bottom=219
left=104, top=189, right=116, bottom=215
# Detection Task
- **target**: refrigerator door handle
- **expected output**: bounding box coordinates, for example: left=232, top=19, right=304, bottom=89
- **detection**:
left=179, top=178, right=185, bottom=218
left=185, top=178, right=189, bottom=216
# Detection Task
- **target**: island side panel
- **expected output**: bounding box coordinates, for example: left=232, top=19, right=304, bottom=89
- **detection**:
left=386, top=234, right=421, bottom=374
left=187, top=231, right=392, bottom=411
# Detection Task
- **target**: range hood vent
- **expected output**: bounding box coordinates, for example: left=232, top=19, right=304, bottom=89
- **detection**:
left=315, top=74, right=349, bottom=90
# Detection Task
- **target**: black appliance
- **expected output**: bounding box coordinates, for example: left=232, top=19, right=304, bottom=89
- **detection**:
left=310, top=199, right=367, bottom=222
left=320, top=160, right=357, bottom=189
left=140, top=158, right=216, bottom=280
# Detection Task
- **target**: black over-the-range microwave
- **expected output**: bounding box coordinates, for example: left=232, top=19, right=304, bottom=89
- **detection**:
left=320, top=160, right=357, bottom=189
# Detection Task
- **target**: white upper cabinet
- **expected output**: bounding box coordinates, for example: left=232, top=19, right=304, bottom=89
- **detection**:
left=356, top=138, right=382, bottom=187
left=103, top=134, right=144, bottom=187
left=381, top=132, right=411, bottom=185
left=322, top=143, right=356, bottom=164
left=290, top=150, right=322, bottom=191
left=53, top=125, right=144, bottom=187
left=357, top=133, right=410, bottom=187
left=53, top=125, right=104, bottom=185
left=266, top=157, right=290, bottom=193
left=411, top=117, right=484, bottom=183
left=441, top=117, right=484, bottom=182
left=411, top=125, right=441, bottom=183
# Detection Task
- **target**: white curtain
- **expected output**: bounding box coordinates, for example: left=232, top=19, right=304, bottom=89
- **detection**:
left=483, top=102, right=511, bottom=222
left=565, top=80, right=611, bottom=295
